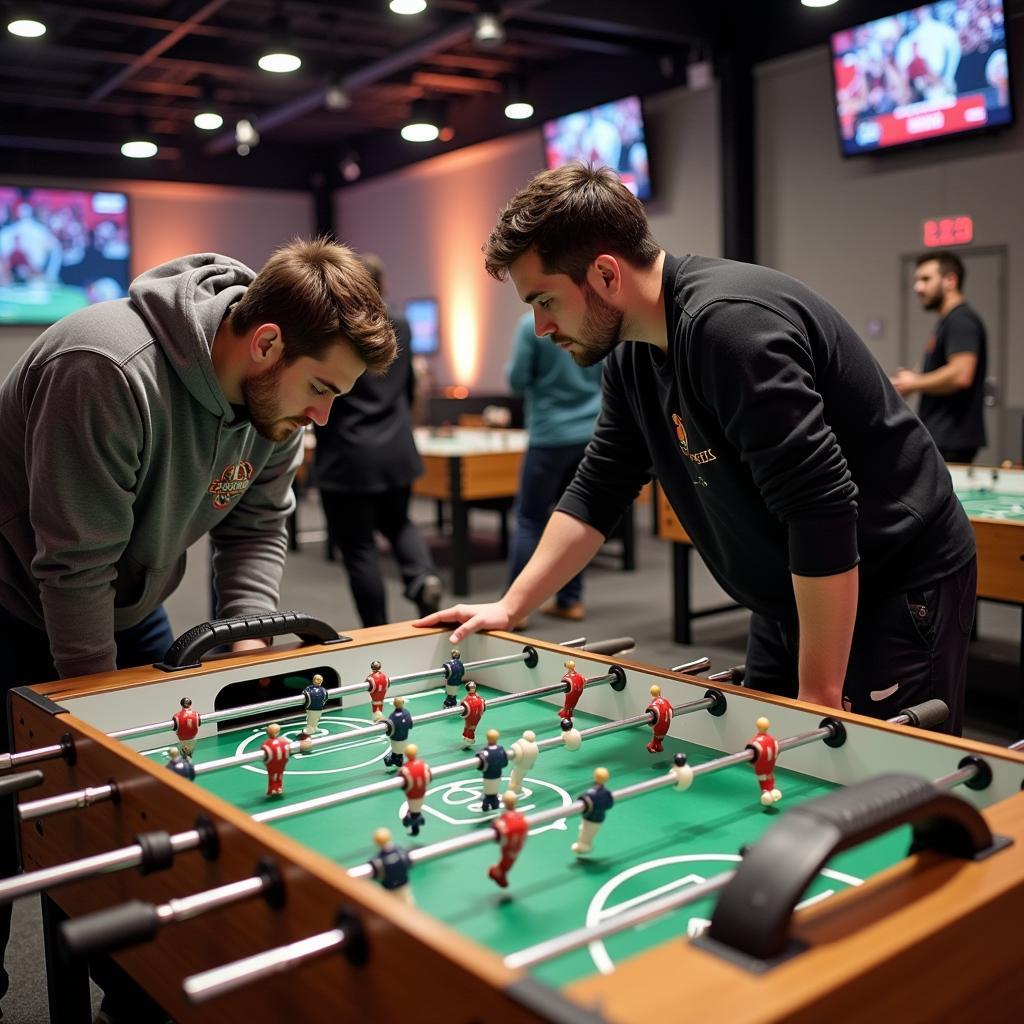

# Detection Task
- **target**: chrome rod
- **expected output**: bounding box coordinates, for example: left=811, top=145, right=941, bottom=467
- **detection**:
left=184, top=927, right=347, bottom=1004
left=670, top=657, right=712, bottom=674
left=0, top=744, right=66, bottom=772
left=19, top=784, right=116, bottom=822
left=155, top=875, right=268, bottom=924
left=505, top=870, right=734, bottom=970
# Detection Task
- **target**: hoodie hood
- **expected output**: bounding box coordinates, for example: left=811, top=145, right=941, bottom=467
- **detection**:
left=129, top=253, right=255, bottom=417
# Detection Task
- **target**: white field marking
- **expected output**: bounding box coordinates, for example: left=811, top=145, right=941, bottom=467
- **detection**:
left=585, top=854, right=863, bottom=975
left=398, top=776, right=571, bottom=835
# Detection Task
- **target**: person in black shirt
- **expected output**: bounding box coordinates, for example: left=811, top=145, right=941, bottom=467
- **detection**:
left=890, top=250, right=987, bottom=463
left=315, top=254, right=442, bottom=626
left=416, top=164, right=976, bottom=734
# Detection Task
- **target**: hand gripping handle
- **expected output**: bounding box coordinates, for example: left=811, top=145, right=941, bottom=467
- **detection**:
left=704, top=772, right=1008, bottom=963
left=155, top=611, right=348, bottom=671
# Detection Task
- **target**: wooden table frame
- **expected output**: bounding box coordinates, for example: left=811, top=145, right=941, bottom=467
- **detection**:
left=8, top=624, right=1024, bottom=1022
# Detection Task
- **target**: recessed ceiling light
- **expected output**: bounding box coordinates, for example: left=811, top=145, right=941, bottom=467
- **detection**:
left=390, top=1, right=427, bottom=14
left=121, top=139, right=158, bottom=159
left=193, top=111, right=224, bottom=131
left=7, top=17, right=46, bottom=37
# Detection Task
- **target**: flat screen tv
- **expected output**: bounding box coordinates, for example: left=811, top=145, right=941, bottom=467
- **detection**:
left=543, top=95, right=652, bottom=200
left=0, top=186, right=131, bottom=325
left=831, top=1, right=1013, bottom=157
left=404, top=297, right=440, bottom=356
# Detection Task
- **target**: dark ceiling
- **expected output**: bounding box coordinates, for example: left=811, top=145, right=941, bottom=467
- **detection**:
left=0, top=0, right=921, bottom=191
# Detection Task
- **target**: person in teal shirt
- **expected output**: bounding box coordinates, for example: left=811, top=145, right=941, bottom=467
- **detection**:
left=506, top=311, right=603, bottom=622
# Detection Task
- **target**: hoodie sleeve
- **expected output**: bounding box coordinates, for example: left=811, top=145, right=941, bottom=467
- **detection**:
left=690, top=299, right=859, bottom=577
left=209, top=427, right=304, bottom=620
left=24, top=352, right=143, bottom=677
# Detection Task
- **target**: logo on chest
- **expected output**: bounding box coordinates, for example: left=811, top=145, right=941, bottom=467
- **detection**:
left=671, top=413, right=716, bottom=466
left=208, top=460, right=254, bottom=510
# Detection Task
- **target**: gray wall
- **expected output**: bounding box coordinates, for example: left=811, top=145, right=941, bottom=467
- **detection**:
left=334, top=82, right=723, bottom=391
left=756, top=20, right=1024, bottom=459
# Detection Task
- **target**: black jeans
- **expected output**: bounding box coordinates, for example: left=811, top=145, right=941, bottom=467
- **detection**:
left=744, top=558, right=977, bottom=735
left=0, top=603, right=174, bottom=1016
left=508, top=443, right=589, bottom=606
left=320, top=486, right=436, bottom=627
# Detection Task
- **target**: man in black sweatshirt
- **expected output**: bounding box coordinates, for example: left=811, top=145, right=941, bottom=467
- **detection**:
left=416, top=164, right=976, bottom=734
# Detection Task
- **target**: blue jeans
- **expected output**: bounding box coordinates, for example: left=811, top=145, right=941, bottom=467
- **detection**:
left=508, top=443, right=589, bottom=607
left=0, top=603, right=174, bottom=1009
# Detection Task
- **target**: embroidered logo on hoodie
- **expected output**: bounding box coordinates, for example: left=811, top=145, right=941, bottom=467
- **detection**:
left=671, top=412, right=716, bottom=465
left=208, top=460, right=254, bottom=509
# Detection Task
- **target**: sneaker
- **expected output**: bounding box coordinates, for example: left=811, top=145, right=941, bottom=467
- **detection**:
left=540, top=600, right=585, bottom=622
left=412, top=574, right=443, bottom=617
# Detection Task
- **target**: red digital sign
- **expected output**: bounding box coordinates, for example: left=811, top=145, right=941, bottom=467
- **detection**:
left=922, top=216, right=974, bottom=248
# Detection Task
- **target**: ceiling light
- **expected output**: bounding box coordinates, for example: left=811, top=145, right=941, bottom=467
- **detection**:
left=235, top=118, right=259, bottom=155
left=7, top=17, right=45, bottom=38
left=390, top=0, right=427, bottom=13
left=325, top=83, right=351, bottom=110
left=401, top=99, right=440, bottom=142
left=121, top=138, right=157, bottom=159
left=193, top=85, right=223, bottom=130
left=801, top=0, right=839, bottom=6
left=258, top=12, right=301, bottom=73
left=340, top=151, right=361, bottom=182
left=503, top=78, right=532, bottom=120
left=473, top=1, right=505, bottom=48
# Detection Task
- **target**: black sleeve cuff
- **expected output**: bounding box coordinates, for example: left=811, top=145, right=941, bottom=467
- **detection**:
left=788, top=515, right=860, bottom=578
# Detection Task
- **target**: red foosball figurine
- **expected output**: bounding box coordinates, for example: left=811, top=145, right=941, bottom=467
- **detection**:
left=261, top=723, right=291, bottom=797
left=398, top=743, right=432, bottom=836
left=366, top=660, right=390, bottom=722
left=487, top=790, right=529, bottom=888
left=172, top=696, right=201, bottom=759
left=557, top=659, right=587, bottom=720
left=459, top=681, right=487, bottom=749
left=746, top=717, right=782, bottom=806
left=645, top=685, right=673, bottom=754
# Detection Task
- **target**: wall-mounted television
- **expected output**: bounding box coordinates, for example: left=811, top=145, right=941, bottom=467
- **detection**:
left=831, top=1, right=1013, bottom=157
left=543, top=95, right=652, bottom=200
left=404, top=297, right=440, bottom=355
left=0, top=186, right=131, bottom=325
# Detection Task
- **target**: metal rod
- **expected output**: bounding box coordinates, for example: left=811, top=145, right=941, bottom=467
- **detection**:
left=932, top=764, right=980, bottom=790
left=670, top=657, right=712, bottom=674
left=0, top=829, right=202, bottom=905
left=184, top=927, right=347, bottom=1003
left=19, top=784, right=117, bottom=822
left=0, top=744, right=66, bottom=772
left=155, top=875, right=268, bottom=924
left=505, top=870, right=735, bottom=970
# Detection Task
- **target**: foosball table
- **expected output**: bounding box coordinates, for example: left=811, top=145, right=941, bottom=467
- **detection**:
left=4, top=614, right=1024, bottom=1022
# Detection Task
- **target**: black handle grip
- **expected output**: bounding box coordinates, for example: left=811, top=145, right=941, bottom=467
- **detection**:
left=0, top=770, right=44, bottom=797
left=704, top=772, right=1005, bottom=963
left=155, top=611, right=349, bottom=671
left=579, top=637, right=635, bottom=656
left=896, top=699, right=949, bottom=729
left=61, top=900, right=160, bottom=957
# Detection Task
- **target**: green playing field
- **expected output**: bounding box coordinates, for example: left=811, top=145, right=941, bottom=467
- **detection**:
left=144, top=685, right=909, bottom=987
left=956, top=489, right=1024, bottom=521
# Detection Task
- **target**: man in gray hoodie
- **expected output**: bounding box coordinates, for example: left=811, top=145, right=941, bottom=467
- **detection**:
left=0, top=236, right=395, bottom=1022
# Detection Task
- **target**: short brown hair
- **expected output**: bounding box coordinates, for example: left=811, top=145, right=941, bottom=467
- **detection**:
left=231, top=237, right=396, bottom=373
left=483, top=163, right=660, bottom=283
left=917, top=249, right=965, bottom=289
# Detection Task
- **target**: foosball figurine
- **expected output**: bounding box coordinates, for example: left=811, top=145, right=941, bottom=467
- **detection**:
left=164, top=746, right=196, bottom=781
left=399, top=743, right=431, bottom=835
left=560, top=716, right=583, bottom=751
left=487, top=790, right=529, bottom=888
left=670, top=751, right=694, bottom=791
left=369, top=827, right=414, bottom=906
left=442, top=648, right=465, bottom=709
left=558, top=659, right=587, bottom=720
left=300, top=673, right=329, bottom=738
left=747, top=717, right=782, bottom=806
left=508, top=729, right=539, bottom=794
left=476, top=729, right=508, bottom=812
left=459, top=681, right=486, bottom=749
left=366, top=660, right=390, bottom=722
left=261, top=723, right=291, bottom=797
left=645, top=685, right=673, bottom=754
left=571, top=766, right=614, bottom=856
left=172, top=696, right=201, bottom=759
left=383, top=697, right=413, bottom=769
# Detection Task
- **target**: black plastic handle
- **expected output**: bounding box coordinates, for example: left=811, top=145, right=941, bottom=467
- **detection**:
left=702, top=772, right=1008, bottom=964
left=61, top=900, right=160, bottom=958
left=707, top=664, right=745, bottom=684
left=0, top=770, right=44, bottom=798
left=155, top=611, right=350, bottom=671
left=896, top=699, right=949, bottom=729
left=578, top=637, right=635, bottom=656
